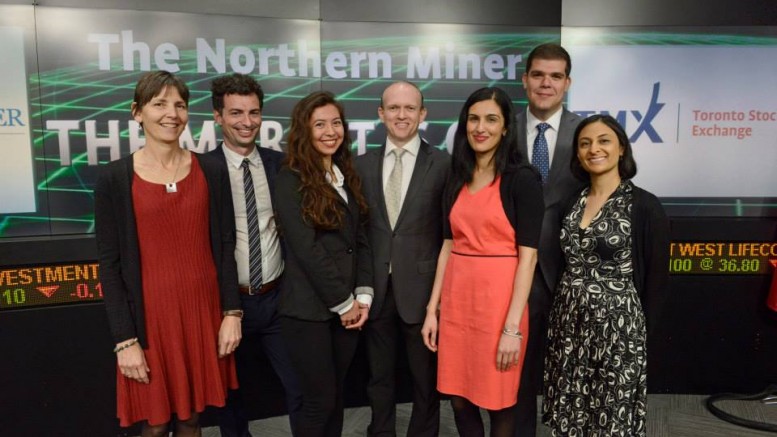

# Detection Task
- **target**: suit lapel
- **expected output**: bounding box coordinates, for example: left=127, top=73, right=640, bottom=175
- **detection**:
left=547, top=110, right=575, bottom=187
left=370, top=146, right=392, bottom=229
left=517, top=110, right=530, bottom=158
left=342, top=184, right=358, bottom=245
left=257, top=146, right=278, bottom=196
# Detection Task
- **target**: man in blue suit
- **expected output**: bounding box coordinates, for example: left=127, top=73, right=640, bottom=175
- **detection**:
left=514, top=43, right=584, bottom=436
left=209, top=73, right=302, bottom=437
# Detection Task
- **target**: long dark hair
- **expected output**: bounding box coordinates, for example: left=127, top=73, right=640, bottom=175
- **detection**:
left=445, top=87, right=528, bottom=210
left=570, top=114, right=638, bottom=182
left=285, top=91, right=368, bottom=229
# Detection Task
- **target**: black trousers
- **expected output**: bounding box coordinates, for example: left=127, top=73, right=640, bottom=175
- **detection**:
left=218, top=287, right=303, bottom=437
left=281, top=315, right=360, bottom=437
left=365, top=284, right=440, bottom=436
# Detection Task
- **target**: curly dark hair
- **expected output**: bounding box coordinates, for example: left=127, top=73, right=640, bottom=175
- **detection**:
left=285, top=91, right=368, bottom=229
left=210, top=73, right=264, bottom=113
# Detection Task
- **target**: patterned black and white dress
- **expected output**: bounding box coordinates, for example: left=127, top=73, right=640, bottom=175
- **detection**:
left=542, top=180, right=647, bottom=437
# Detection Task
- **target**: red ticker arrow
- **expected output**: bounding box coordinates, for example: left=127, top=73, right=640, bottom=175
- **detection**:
left=36, top=285, right=59, bottom=298
left=770, top=259, right=777, bottom=268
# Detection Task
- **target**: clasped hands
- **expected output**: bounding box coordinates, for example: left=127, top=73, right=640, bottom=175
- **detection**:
left=340, top=302, right=369, bottom=330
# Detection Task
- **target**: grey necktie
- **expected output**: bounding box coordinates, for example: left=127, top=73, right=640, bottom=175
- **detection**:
left=385, top=148, right=406, bottom=228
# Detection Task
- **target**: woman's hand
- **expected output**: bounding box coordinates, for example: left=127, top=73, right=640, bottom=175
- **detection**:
left=496, top=332, right=522, bottom=372
left=421, top=310, right=439, bottom=352
left=117, top=341, right=150, bottom=384
left=345, top=302, right=370, bottom=330
left=340, top=303, right=362, bottom=329
left=218, top=315, right=242, bottom=358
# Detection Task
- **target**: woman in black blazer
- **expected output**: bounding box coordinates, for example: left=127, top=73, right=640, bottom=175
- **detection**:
left=274, top=91, right=373, bottom=436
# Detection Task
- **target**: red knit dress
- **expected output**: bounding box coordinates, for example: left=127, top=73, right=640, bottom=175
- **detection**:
left=437, top=176, right=529, bottom=410
left=117, top=157, right=238, bottom=426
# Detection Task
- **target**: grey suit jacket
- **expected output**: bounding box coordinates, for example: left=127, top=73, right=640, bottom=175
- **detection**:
left=355, top=140, right=450, bottom=324
left=517, top=107, right=584, bottom=305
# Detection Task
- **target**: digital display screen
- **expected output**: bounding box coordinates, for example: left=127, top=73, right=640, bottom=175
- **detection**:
left=669, top=241, right=777, bottom=275
left=0, top=262, right=102, bottom=310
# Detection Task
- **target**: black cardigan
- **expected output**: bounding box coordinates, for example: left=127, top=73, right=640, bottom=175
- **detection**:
left=94, top=152, right=239, bottom=348
left=443, top=165, right=545, bottom=249
left=558, top=181, right=670, bottom=333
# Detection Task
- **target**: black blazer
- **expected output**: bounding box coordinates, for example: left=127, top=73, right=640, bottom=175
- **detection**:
left=273, top=166, right=373, bottom=321
left=95, top=152, right=239, bottom=347
left=206, top=143, right=284, bottom=206
left=354, top=141, right=449, bottom=324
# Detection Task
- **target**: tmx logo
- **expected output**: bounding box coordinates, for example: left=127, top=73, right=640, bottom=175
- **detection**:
left=575, top=82, right=665, bottom=143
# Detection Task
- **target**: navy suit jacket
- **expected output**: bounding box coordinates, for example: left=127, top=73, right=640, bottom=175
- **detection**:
left=206, top=143, right=284, bottom=204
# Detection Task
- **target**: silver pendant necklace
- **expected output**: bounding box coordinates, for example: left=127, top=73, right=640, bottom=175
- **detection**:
left=165, top=153, right=183, bottom=194
left=145, top=149, right=183, bottom=194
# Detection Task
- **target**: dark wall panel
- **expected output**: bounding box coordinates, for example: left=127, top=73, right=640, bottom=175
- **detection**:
left=562, top=0, right=777, bottom=26
left=319, top=0, right=560, bottom=25
left=0, top=0, right=320, bottom=19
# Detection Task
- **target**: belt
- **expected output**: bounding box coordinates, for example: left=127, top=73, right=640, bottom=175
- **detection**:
left=239, top=277, right=280, bottom=295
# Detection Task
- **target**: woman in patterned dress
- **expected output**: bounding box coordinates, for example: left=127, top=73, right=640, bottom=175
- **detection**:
left=96, top=71, right=241, bottom=436
left=542, top=114, right=670, bottom=436
left=421, top=87, right=544, bottom=436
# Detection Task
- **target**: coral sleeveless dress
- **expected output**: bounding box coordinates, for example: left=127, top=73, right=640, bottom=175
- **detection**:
left=117, top=157, right=237, bottom=426
left=437, top=177, right=529, bottom=410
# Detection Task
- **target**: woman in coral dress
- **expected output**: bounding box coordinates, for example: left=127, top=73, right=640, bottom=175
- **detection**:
left=95, top=71, right=241, bottom=436
left=422, top=87, right=544, bottom=436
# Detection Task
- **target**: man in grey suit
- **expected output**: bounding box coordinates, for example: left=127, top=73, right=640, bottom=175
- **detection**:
left=355, top=81, right=449, bottom=436
left=514, top=43, right=584, bottom=436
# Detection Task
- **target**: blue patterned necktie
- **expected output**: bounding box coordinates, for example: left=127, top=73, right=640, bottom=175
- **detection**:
left=242, top=159, right=262, bottom=290
left=533, top=122, right=551, bottom=184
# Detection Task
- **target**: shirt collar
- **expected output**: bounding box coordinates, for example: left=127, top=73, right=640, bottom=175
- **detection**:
left=222, top=143, right=261, bottom=169
left=526, top=107, right=563, bottom=134
left=384, top=135, right=421, bottom=158
left=325, top=163, right=345, bottom=188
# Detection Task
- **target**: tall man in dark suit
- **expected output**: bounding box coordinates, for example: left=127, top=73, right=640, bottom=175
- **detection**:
left=514, top=43, right=584, bottom=436
left=209, top=73, right=302, bottom=437
left=355, top=81, right=449, bottom=436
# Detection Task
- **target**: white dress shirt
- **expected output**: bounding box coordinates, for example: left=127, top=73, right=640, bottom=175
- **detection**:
left=526, top=107, right=564, bottom=165
left=222, top=145, right=283, bottom=286
left=382, top=135, right=421, bottom=209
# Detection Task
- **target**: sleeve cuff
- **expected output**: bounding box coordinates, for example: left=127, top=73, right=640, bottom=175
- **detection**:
left=356, top=292, right=373, bottom=307
left=330, top=295, right=355, bottom=315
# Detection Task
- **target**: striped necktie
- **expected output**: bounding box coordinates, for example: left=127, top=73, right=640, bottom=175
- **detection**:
left=242, top=159, right=263, bottom=290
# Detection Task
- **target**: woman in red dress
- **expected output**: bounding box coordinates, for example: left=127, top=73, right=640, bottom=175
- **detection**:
left=421, top=87, right=544, bottom=436
left=95, top=71, right=241, bottom=436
